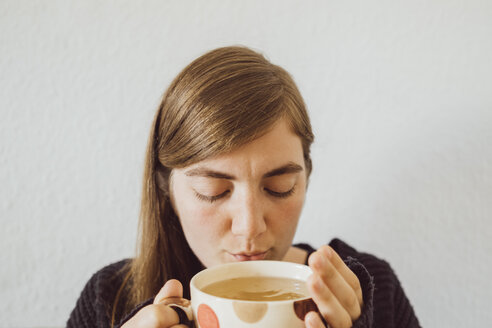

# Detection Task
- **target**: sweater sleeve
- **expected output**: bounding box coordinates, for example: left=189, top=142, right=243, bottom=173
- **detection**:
left=345, top=256, right=375, bottom=328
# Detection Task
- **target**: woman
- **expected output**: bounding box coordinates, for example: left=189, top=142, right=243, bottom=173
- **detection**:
left=67, top=46, right=420, bottom=328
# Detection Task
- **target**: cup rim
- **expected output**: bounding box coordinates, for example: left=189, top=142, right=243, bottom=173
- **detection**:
left=190, top=260, right=313, bottom=304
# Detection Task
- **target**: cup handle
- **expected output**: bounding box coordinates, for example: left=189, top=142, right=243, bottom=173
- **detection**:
left=159, top=297, right=195, bottom=327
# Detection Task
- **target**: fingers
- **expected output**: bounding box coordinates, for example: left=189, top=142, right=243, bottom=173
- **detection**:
left=307, top=246, right=363, bottom=327
left=308, top=250, right=360, bottom=320
left=154, top=279, right=184, bottom=304
left=319, top=246, right=363, bottom=306
left=122, top=280, right=189, bottom=328
left=131, top=303, right=180, bottom=327
left=307, top=274, right=352, bottom=328
left=304, top=311, right=326, bottom=328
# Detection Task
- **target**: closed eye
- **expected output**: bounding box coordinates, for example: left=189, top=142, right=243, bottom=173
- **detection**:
left=265, top=185, right=296, bottom=198
left=194, top=190, right=230, bottom=203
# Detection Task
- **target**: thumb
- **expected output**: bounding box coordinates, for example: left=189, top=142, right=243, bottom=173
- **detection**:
left=153, top=279, right=184, bottom=304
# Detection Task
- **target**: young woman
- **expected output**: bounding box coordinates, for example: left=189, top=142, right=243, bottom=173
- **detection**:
left=67, top=46, right=420, bottom=328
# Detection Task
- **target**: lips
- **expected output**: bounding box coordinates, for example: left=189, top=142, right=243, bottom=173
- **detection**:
left=231, top=251, right=268, bottom=261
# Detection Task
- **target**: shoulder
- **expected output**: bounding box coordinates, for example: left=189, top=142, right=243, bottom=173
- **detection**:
left=82, top=259, right=132, bottom=301
left=87, top=259, right=132, bottom=311
left=67, top=259, right=132, bottom=328
left=90, top=259, right=131, bottom=286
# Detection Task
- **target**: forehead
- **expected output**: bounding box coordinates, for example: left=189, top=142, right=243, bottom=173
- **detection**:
left=181, top=119, right=304, bottom=177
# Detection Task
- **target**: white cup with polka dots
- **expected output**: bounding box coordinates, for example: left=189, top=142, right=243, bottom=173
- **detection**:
left=185, top=260, right=318, bottom=328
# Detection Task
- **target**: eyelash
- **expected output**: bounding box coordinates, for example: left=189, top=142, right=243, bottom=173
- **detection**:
left=194, top=186, right=296, bottom=203
left=194, top=190, right=230, bottom=203
left=265, top=185, right=296, bottom=198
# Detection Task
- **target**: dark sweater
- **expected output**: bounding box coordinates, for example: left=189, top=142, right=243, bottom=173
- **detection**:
left=67, top=238, right=420, bottom=327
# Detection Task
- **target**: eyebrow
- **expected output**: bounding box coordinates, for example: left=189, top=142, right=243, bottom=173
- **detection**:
left=184, top=162, right=304, bottom=180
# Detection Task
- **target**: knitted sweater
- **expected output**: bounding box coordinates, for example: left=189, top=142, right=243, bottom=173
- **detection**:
left=66, top=238, right=420, bottom=327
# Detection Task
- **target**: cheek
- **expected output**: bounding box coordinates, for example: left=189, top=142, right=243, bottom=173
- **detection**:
left=178, top=202, right=225, bottom=238
left=177, top=203, right=227, bottom=268
left=276, top=179, right=307, bottom=224
left=271, top=195, right=305, bottom=230
left=172, top=183, right=217, bottom=233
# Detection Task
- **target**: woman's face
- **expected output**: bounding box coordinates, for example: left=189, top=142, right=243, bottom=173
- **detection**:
left=169, top=119, right=307, bottom=268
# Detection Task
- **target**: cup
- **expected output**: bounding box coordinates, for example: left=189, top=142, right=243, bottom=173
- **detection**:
left=164, top=260, right=320, bottom=328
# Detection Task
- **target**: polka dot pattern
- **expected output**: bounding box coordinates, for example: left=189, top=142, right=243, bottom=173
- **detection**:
left=197, top=303, right=219, bottom=328
left=233, top=301, right=268, bottom=323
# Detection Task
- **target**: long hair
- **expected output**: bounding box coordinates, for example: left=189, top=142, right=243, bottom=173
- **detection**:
left=112, top=46, right=314, bottom=323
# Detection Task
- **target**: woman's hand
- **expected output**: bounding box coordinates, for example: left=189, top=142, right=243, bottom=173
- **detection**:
left=305, top=246, right=363, bottom=328
left=121, top=279, right=189, bottom=328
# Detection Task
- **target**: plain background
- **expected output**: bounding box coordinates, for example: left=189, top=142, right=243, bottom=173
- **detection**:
left=1, top=1, right=491, bottom=327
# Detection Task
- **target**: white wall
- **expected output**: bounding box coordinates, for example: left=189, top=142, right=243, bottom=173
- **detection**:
left=1, top=1, right=491, bottom=327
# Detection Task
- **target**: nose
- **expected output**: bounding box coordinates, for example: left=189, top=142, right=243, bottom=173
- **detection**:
left=230, top=188, right=267, bottom=240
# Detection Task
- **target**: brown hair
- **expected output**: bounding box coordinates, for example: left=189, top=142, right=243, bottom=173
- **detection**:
left=112, top=46, right=314, bottom=323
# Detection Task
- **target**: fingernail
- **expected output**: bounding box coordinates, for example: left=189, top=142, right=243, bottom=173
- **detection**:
left=322, top=246, right=332, bottom=259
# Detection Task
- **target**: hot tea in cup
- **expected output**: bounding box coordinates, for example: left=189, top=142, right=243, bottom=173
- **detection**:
left=201, top=276, right=308, bottom=301
left=179, top=260, right=319, bottom=328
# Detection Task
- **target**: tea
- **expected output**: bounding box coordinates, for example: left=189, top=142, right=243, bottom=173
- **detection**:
left=201, top=276, right=308, bottom=301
